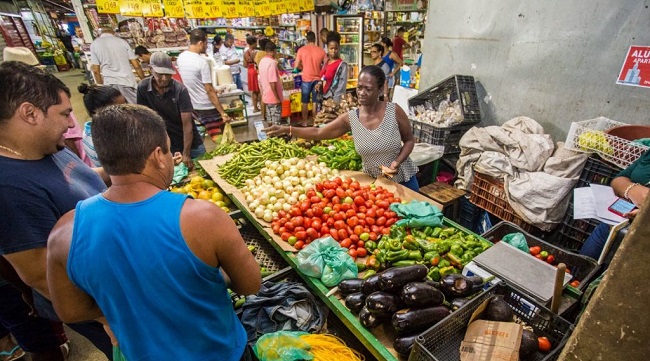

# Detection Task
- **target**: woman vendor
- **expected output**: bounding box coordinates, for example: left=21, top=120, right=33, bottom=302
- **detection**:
left=265, top=65, right=419, bottom=191
left=580, top=149, right=649, bottom=260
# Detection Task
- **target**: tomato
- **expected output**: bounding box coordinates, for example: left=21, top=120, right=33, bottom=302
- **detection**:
left=350, top=234, right=359, bottom=243
left=293, top=216, right=304, bottom=227
left=364, top=200, right=374, bottom=208
left=309, top=196, right=320, bottom=204
left=381, top=227, right=390, bottom=235
left=340, top=238, right=352, bottom=248
left=356, top=240, right=364, bottom=248
left=366, top=208, right=376, bottom=218
left=529, top=246, right=541, bottom=255
left=306, top=228, right=319, bottom=240
left=385, top=211, right=396, bottom=218
left=323, top=181, right=336, bottom=190
left=312, top=207, right=324, bottom=217
left=350, top=181, right=360, bottom=190
left=345, top=189, right=353, bottom=198
left=358, top=206, right=367, bottom=213
left=315, top=183, right=323, bottom=192
left=376, top=208, right=384, bottom=217
left=345, top=209, right=356, bottom=218
left=281, top=232, right=291, bottom=241
left=348, top=249, right=358, bottom=258
left=366, top=217, right=376, bottom=226
left=320, top=225, right=330, bottom=235
left=353, top=196, right=365, bottom=206
left=371, top=225, right=380, bottom=233
left=341, top=203, right=351, bottom=211
left=311, top=219, right=322, bottom=230
left=332, top=196, right=341, bottom=205
left=279, top=227, right=286, bottom=234
left=323, top=189, right=336, bottom=199
left=290, top=207, right=301, bottom=217
left=386, top=218, right=396, bottom=227
left=294, top=240, right=305, bottom=250
left=333, top=212, right=344, bottom=221
left=307, top=190, right=316, bottom=198
left=538, top=337, right=551, bottom=353
left=353, top=225, right=364, bottom=236
left=278, top=210, right=287, bottom=218
left=284, top=222, right=295, bottom=231
left=272, top=224, right=280, bottom=234
left=570, top=280, right=581, bottom=288
left=305, top=209, right=314, bottom=218
left=539, top=251, right=548, bottom=259
left=326, top=218, right=335, bottom=226
left=335, top=188, right=346, bottom=198
left=294, top=226, right=305, bottom=232
left=376, top=216, right=387, bottom=226
left=535, top=254, right=544, bottom=260
left=356, top=247, right=367, bottom=257
left=545, top=255, right=555, bottom=264
left=359, top=232, right=370, bottom=241
left=345, top=217, right=357, bottom=227
left=338, top=229, right=349, bottom=240
left=287, top=236, right=297, bottom=246
left=334, top=220, right=346, bottom=230
left=358, top=219, right=366, bottom=227
left=299, top=202, right=310, bottom=212
left=323, top=206, right=332, bottom=214
left=329, top=228, right=340, bottom=241
left=295, top=231, right=307, bottom=241
left=369, top=232, right=378, bottom=241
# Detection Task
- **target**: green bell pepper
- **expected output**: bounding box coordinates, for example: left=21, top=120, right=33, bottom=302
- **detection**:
left=388, top=238, right=403, bottom=252
left=427, top=267, right=441, bottom=281
left=450, top=244, right=464, bottom=257
left=416, top=238, right=437, bottom=253
left=440, top=266, right=459, bottom=277
left=424, top=251, right=441, bottom=266
left=389, top=225, right=407, bottom=240
left=402, top=235, right=420, bottom=250
left=363, top=270, right=377, bottom=279
left=431, top=227, right=443, bottom=238
left=423, top=226, right=434, bottom=236
left=438, top=259, right=451, bottom=268
left=365, top=240, right=377, bottom=252
left=407, top=250, right=423, bottom=261
left=386, top=249, right=409, bottom=262
left=392, top=260, right=417, bottom=267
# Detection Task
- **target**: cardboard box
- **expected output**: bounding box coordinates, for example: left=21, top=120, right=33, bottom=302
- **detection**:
left=460, top=296, right=522, bottom=361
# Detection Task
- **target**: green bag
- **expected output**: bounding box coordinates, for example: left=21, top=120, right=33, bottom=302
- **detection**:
left=295, top=237, right=358, bottom=287
left=254, top=331, right=312, bottom=361
left=502, top=232, right=529, bottom=253
left=390, top=200, right=444, bottom=228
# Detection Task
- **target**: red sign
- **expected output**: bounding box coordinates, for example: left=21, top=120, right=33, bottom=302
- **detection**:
left=617, top=45, right=650, bottom=88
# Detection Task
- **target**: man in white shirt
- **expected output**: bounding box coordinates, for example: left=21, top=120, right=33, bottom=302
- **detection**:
left=219, top=33, right=242, bottom=90
left=176, top=29, right=231, bottom=142
left=89, top=26, right=144, bottom=104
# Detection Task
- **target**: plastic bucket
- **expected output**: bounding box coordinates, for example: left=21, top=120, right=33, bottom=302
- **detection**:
left=281, top=100, right=291, bottom=118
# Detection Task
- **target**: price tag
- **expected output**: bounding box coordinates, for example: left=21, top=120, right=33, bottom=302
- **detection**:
left=183, top=0, right=203, bottom=18
left=96, top=0, right=120, bottom=14
left=142, top=0, right=164, bottom=16
left=203, top=0, right=222, bottom=17
left=267, top=0, right=279, bottom=15
left=302, top=0, right=314, bottom=11
left=275, top=0, right=287, bottom=15
left=162, top=0, right=185, bottom=17
left=120, top=0, right=143, bottom=16
left=254, top=0, right=270, bottom=16
left=237, top=0, right=254, bottom=18
left=287, top=0, right=299, bottom=12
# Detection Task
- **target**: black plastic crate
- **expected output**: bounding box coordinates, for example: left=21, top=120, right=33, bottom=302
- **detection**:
left=410, top=283, right=574, bottom=361
left=551, top=201, right=603, bottom=252
left=482, top=222, right=599, bottom=290
left=408, top=75, right=482, bottom=126
left=411, top=121, right=472, bottom=154
left=575, top=155, right=622, bottom=189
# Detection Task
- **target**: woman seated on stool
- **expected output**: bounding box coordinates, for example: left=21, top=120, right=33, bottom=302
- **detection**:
left=580, top=150, right=649, bottom=260
left=265, top=65, right=419, bottom=191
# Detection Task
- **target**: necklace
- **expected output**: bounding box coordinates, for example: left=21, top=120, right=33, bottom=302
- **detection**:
left=0, top=145, right=23, bottom=157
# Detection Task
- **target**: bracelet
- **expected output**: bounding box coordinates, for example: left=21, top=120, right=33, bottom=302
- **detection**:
left=288, top=125, right=292, bottom=138
left=623, top=182, right=639, bottom=201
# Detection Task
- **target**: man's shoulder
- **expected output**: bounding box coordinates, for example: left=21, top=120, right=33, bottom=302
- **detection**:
left=137, top=77, right=153, bottom=90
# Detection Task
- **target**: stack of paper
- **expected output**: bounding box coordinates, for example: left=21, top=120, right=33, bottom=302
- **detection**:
left=573, top=185, right=627, bottom=225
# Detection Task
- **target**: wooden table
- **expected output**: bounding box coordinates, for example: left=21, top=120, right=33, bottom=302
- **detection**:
left=419, top=182, right=467, bottom=220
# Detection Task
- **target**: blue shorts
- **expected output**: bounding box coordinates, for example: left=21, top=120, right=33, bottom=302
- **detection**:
left=300, top=81, right=319, bottom=104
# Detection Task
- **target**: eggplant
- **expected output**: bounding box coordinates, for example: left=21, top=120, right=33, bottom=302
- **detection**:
left=359, top=305, right=386, bottom=329
left=344, top=292, right=366, bottom=314
left=484, top=296, right=514, bottom=322
left=338, top=279, right=364, bottom=296
left=519, top=329, right=538, bottom=360
left=366, top=291, right=402, bottom=315
left=392, top=306, right=451, bottom=333
left=440, top=274, right=485, bottom=298
left=401, top=282, right=445, bottom=308
left=450, top=297, right=472, bottom=311
left=378, top=265, right=428, bottom=293
left=393, top=334, right=420, bottom=356
left=361, top=274, right=382, bottom=295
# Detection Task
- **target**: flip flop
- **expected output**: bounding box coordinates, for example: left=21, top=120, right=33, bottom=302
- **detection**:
left=0, top=345, right=26, bottom=361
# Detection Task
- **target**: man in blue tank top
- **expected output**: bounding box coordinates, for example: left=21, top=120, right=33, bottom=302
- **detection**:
left=47, top=104, right=262, bottom=361
left=0, top=61, right=113, bottom=360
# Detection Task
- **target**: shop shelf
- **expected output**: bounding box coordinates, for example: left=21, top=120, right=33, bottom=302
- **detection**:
left=564, top=117, right=649, bottom=169
left=411, top=282, right=574, bottom=361
left=408, top=74, right=482, bottom=127
left=482, top=221, right=599, bottom=289
left=469, top=171, right=537, bottom=233
left=410, top=121, right=472, bottom=154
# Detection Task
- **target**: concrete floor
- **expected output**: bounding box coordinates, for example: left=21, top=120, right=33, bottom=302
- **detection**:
left=43, top=69, right=267, bottom=361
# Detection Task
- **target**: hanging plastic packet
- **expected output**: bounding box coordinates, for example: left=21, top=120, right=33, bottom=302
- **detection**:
left=255, top=121, right=267, bottom=141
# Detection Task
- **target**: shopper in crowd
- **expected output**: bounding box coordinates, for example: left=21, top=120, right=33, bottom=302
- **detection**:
left=78, top=83, right=127, bottom=167
left=266, top=65, right=418, bottom=191
left=219, top=33, right=243, bottom=90
left=176, top=29, right=231, bottom=142
left=258, top=41, right=284, bottom=125
left=580, top=150, right=649, bottom=260
left=295, top=31, right=327, bottom=125
left=379, top=37, right=403, bottom=98
left=72, top=27, right=86, bottom=49
left=370, top=43, right=390, bottom=101
left=255, top=38, right=271, bottom=121
left=0, top=61, right=112, bottom=359
left=319, top=28, right=329, bottom=52
left=134, top=46, right=183, bottom=83
left=316, top=32, right=348, bottom=104
left=57, top=29, right=79, bottom=69
left=392, top=27, right=410, bottom=60
left=0, top=277, right=70, bottom=361
left=90, top=26, right=144, bottom=104
left=137, top=52, right=204, bottom=170
left=212, top=35, right=223, bottom=60
left=243, top=36, right=261, bottom=114
left=47, top=104, right=261, bottom=361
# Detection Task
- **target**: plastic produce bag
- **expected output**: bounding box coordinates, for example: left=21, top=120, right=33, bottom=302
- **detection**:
left=221, top=123, right=237, bottom=144
left=501, top=232, right=529, bottom=253
left=390, top=200, right=444, bottom=228
left=171, top=163, right=188, bottom=185
left=409, top=143, right=444, bottom=166
left=254, top=331, right=312, bottom=361
left=295, top=237, right=358, bottom=287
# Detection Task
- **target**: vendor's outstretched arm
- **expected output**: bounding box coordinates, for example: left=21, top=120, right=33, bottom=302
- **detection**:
left=265, top=112, right=351, bottom=140
left=390, top=104, right=415, bottom=169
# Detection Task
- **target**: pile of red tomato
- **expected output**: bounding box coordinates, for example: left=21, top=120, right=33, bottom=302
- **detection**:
left=271, top=177, right=401, bottom=256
